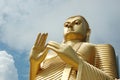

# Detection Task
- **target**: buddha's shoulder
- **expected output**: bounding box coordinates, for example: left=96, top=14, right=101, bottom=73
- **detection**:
left=75, top=42, right=95, bottom=53
left=81, top=42, right=95, bottom=48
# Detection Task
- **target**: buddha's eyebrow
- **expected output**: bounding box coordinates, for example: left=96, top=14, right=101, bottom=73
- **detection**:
left=64, top=22, right=70, bottom=24
left=73, top=19, right=81, bottom=22
left=64, top=19, right=81, bottom=24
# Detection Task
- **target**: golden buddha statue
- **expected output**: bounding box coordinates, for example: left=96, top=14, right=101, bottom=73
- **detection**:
left=29, top=15, right=118, bottom=80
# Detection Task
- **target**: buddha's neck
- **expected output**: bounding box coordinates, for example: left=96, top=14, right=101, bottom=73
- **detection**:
left=65, top=40, right=81, bottom=46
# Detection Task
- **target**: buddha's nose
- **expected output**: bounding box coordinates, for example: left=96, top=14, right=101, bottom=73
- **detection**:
left=68, top=24, right=74, bottom=31
left=68, top=23, right=74, bottom=28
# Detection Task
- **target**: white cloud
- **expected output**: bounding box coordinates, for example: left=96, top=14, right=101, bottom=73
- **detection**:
left=0, top=51, right=18, bottom=80
left=0, top=0, right=68, bottom=51
left=0, top=0, right=120, bottom=52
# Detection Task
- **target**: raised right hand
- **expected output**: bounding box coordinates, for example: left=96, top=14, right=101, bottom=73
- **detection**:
left=29, top=33, right=48, bottom=64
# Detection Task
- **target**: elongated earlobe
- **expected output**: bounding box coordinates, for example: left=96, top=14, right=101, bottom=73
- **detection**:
left=86, top=29, right=91, bottom=42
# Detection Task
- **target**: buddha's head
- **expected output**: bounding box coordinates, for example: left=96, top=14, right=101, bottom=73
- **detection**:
left=64, top=15, right=91, bottom=42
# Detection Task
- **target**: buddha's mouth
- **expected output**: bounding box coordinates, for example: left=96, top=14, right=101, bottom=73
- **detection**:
left=67, top=28, right=74, bottom=32
left=67, top=30, right=75, bottom=33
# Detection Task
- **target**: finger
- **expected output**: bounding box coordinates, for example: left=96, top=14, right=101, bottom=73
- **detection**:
left=34, top=33, right=41, bottom=46
left=47, top=45, right=59, bottom=53
left=38, top=33, right=47, bottom=47
left=40, top=33, right=48, bottom=47
left=48, top=41, right=60, bottom=49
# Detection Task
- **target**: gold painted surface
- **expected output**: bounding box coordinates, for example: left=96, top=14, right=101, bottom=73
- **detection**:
left=36, top=56, right=65, bottom=80
left=29, top=15, right=118, bottom=80
left=95, top=44, right=118, bottom=78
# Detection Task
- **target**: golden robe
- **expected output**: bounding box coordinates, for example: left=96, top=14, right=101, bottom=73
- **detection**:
left=35, top=43, right=118, bottom=80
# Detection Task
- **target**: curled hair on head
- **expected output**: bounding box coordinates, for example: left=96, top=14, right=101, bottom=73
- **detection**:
left=67, top=15, right=91, bottom=42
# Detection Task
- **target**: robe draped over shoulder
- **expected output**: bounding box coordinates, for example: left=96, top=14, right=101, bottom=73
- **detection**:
left=35, top=43, right=118, bottom=80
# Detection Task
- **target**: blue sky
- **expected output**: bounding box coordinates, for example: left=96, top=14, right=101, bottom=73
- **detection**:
left=0, top=0, right=120, bottom=80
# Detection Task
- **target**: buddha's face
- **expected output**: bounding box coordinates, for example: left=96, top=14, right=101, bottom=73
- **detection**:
left=64, top=16, right=88, bottom=41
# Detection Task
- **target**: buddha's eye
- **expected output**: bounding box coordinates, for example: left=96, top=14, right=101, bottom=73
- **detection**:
left=64, top=22, right=69, bottom=27
left=75, top=20, right=81, bottom=25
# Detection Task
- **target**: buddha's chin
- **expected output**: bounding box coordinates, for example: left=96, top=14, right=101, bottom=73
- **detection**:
left=64, top=32, right=84, bottom=41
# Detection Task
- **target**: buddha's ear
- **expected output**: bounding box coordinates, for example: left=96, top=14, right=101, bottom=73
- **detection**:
left=85, top=29, right=91, bottom=42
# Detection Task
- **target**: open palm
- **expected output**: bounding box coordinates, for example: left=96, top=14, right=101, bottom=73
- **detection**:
left=30, top=33, right=48, bottom=64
